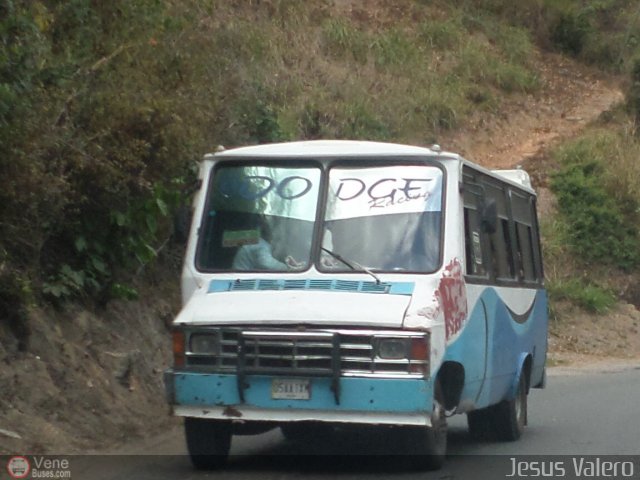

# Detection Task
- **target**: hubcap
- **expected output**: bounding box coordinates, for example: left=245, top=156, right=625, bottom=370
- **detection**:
left=515, top=382, right=525, bottom=427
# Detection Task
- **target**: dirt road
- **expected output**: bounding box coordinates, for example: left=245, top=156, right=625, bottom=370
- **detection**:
left=442, top=52, right=624, bottom=169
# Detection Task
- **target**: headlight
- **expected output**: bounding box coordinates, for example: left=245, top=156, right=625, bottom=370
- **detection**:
left=189, top=333, right=219, bottom=354
left=377, top=338, right=409, bottom=360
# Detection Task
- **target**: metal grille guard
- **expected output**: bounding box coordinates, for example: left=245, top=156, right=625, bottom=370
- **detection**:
left=236, top=331, right=342, bottom=405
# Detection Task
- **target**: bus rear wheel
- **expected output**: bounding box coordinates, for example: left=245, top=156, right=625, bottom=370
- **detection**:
left=184, top=418, right=232, bottom=470
left=493, top=373, right=527, bottom=441
left=467, top=406, right=494, bottom=440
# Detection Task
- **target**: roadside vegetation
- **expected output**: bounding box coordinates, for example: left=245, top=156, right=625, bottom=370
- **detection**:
left=544, top=119, right=640, bottom=317
left=2, top=0, right=640, bottom=347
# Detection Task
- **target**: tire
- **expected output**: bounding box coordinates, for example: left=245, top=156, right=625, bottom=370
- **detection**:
left=493, top=373, right=528, bottom=441
left=184, top=418, right=232, bottom=470
left=406, top=381, right=447, bottom=470
left=467, top=406, right=494, bottom=440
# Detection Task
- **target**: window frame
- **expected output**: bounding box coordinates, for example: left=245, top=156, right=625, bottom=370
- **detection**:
left=462, top=165, right=544, bottom=288
left=194, top=156, right=447, bottom=275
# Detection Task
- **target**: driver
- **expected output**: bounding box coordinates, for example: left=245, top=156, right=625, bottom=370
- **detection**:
left=232, top=219, right=302, bottom=271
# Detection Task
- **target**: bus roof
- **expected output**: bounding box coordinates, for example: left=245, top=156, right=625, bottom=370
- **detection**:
left=208, top=140, right=452, bottom=158
left=492, top=169, right=533, bottom=189
left=206, top=140, right=535, bottom=194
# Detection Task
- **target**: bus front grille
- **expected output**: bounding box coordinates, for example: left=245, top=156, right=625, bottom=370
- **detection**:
left=184, top=328, right=428, bottom=378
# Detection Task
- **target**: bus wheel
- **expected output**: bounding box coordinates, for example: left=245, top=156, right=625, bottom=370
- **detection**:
left=467, top=407, right=494, bottom=440
left=493, top=373, right=527, bottom=441
left=185, top=418, right=232, bottom=470
left=407, top=382, right=447, bottom=470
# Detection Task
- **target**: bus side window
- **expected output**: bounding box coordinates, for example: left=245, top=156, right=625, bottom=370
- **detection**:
left=485, top=182, right=516, bottom=281
left=463, top=165, right=544, bottom=286
left=516, top=222, right=536, bottom=281
left=464, top=206, right=486, bottom=277
left=511, top=191, right=540, bottom=283
left=498, top=217, right=515, bottom=279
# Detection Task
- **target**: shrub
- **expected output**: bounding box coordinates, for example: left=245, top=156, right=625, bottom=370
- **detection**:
left=0, top=1, right=197, bottom=305
left=550, top=135, right=640, bottom=270
left=419, top=95, right=459, bottom=131
left=494, top=25, right=535, bottom=64
left=551, top=10, right=592, bottom=56
left=627, top=58, right=640, bottom=125
left=338, top=100, right=392, bottom=140
left=239, top=99, right=288, bottom=144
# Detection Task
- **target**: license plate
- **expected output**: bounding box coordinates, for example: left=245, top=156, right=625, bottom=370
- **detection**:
left=271, top=378, right=311, bottom=400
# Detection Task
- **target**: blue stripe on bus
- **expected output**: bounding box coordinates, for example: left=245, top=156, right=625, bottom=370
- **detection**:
left=208, top=279, right=415, bottom=296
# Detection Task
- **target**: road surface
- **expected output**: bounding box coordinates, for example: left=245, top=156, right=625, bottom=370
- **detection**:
left=75, top=363, right=640, bottom=479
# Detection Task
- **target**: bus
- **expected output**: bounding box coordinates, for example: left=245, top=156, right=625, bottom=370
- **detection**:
left=164, top=140, right=548, bottom=469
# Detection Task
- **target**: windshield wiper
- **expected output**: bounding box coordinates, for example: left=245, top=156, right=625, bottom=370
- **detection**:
left=320, top=247, right=381, bottom=285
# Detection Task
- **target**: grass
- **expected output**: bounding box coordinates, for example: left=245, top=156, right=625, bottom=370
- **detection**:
left=419, top=14, right=465, bottom=51
left=322, top=19, right=369, bottom=64
left=459, top=0, right=640, bottom=73
left=546, top=357, right=568, bottom=367
left=372, top=29, right=422, bottom=69
left=547, top=279, right=617, bottom=314
left=543, top=122, right=640, bottom=317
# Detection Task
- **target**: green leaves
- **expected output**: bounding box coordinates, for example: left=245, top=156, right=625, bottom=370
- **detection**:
left=42, top=263, right=98, bottom=300
left=547, top=279, right=616, bottom=314
left=550, top=134, right=640, bottom=270
left=74, top=236, right=88, bottom=253
left=41, top=178, right=183, bottom=302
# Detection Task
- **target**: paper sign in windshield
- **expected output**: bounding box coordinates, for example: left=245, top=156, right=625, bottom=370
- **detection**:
left=326, top=166, right=443, bottom=220
left=212, top=166, right=321, bottom=221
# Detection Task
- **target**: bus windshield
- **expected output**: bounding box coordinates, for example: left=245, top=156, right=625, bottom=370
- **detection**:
left=196, top=164, right=321, bottom=272
left=320, top=165, right=443, bottom=273
left=196, top=162, right=443, bottom=273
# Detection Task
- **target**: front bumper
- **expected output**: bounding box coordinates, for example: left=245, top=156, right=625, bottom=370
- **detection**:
left=164, top=369, right=434, bottom=427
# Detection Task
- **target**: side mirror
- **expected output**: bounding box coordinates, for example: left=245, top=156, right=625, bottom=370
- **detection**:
left=480, top=199, right=497, bottom=234
left=173, top=205, right=192, bottom=244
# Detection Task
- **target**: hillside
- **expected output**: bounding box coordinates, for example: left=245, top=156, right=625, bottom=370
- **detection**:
left=2, top=0, right=640, bottom=454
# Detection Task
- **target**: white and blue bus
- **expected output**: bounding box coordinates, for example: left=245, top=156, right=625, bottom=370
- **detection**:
left=164, top=140, right=548, bottom=469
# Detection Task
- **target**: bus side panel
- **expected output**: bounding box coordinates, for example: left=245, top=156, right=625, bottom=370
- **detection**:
left=484, top=287, right=547, bottom=405
left=443, top=285, right=547, bottom=411
left=441, top=292, right=488, bottom=409
left=529, top=289, right=548, bottom=388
